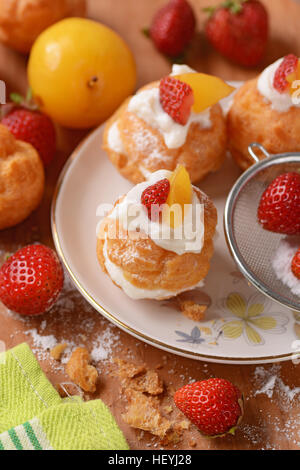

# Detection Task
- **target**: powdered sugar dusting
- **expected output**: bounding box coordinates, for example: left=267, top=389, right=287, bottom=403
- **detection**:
left=1, top=252, right=300, bottom=448
left=91, top=327, right=120, bottom=363
left=24, top=329, right=57, bottom=358
left=272, top=237, right=300, bottom=296
left=3, top=270, right=122, bottom=369
left=127, top=117, right=175, bottom=167
left=254, top=364, right=300, bottom=405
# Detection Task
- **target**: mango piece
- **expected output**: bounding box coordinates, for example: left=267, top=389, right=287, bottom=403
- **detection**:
left=287, top=59, right=300, bottom=95
left=174, top=73, right=235, bottom=113
left=164, top=165, right=192, bottom=228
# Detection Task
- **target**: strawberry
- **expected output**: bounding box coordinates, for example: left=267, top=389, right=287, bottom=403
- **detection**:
left=174, top=378, right=243, bottom=437
left=149, top=0, right=196, bottom=57
left=2, top=108, right=56, bottom=167
left=204, top=0, right=269, bottom=67
left=258, top=172, right=300, bottom=235
left=141, top=178, right=170, bottom=220
left=291, top=248, right=300, bottom=280
left=273, top=54, right=299, bottom=93
left=0, top=244, right=64, bottom=316
left=159, top=77, right=194, bottom=125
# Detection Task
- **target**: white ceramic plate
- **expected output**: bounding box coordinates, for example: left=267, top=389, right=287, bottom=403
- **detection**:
left=52, top=101, right=299, bottom=365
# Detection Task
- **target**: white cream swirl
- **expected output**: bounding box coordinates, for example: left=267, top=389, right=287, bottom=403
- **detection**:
left=107, top=121, right=125, bottom=154
left=108, top=170, right=205, bottom=256
left=257, top=57, right=300, bottom=112
left=127, top=64, right=212, bottom=149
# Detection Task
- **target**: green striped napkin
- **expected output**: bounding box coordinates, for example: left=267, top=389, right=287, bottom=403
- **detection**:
left=0, top=343, right=129, bottom=450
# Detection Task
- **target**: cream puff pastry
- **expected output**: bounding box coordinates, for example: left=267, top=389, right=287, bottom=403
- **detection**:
left=0, top=0, right=86, bottom=53
left=103, top=65, right=233, bottom=184
left=0, top=125, right=44, bottom=229
left=228, top=56, right=300, bottom=171
left=97, top=167, right=217, bottom=300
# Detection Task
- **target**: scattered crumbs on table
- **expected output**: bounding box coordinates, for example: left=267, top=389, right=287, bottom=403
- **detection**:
left=1, top=269, right=300, bottom=448
left=2, top=271, right=122, bottom=372
left=50, top=343, right=68, bottom=361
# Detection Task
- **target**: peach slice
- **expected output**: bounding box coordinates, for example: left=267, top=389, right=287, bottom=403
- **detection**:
left=174, top=73, right=235, bottom=113
left=286, top=59, right=300, bottom=95
left=164, top=165, right=192, bottom=229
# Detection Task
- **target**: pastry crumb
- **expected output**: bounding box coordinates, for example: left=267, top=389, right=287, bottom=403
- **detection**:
left=130, top=370, right=164, bottom=395
left=161, top=430, right=181, bottom=446
left=122, top=389, right=171, bottom=438
left=176, top=420, right=190, bottom=431
left=115, top=357, right=190, bottom=445
left=162, top=420, right=190, bottom=445
left=66, top=347, right=98, bottom=393
left=114, top=358, right=146, bottom=379
left=163, top=405, right=173, bottom=414
left=179, top=300, right=207, bottom=321
left=50, top=343, right=67, bottom=361
left=189, top=439, right=197, bottom=448
left=114, top=359, right=163, bottom=395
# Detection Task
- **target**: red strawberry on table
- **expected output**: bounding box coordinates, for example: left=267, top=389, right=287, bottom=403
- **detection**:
left=292, top=248, right=300, bottom=280
left=141, top=178, right=170, bottom=220
left=273, top=54, right=299, bottom=94
left=174, top=378, right=244, bottom=437
left=149, top=0, right=196, bottom=57
left=204, top=0, right=269, bottom=67
left=258, top=172, right=300, bottom=235
left=2, top=107, right=56, bottom=167
left=0, top=244, right=64, bottom=316
left=159, top=76, right=194, bottom=125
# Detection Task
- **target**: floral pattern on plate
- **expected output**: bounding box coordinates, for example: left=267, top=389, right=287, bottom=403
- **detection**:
left=217, top=292, right=289, bottom=346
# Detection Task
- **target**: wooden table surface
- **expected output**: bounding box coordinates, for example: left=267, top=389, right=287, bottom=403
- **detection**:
left=1, top=0, right=300, bottom=451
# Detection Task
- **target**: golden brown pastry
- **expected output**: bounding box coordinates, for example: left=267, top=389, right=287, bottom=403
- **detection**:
left=66, top=347, right=98, bottom=393
left=0, top=125, right=44, bottom=229
left=104, top=97, right=226, bottom=185
left=97, top=169, right=217, bottom=300
left=228, top=58, right=300, bottom=171
left=0, top=0, right=86, bottom=53
left=103, top=64, right=229, bottom=184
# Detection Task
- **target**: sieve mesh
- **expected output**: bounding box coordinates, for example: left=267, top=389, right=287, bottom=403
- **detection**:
left=225, top=151, right=300, bottom=311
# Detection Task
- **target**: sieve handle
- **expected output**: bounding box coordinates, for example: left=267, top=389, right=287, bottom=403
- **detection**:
left=248, top=143, right=270, bottom=164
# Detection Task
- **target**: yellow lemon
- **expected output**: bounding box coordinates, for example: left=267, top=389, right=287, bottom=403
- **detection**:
left=28, top=18, right=136, bottom=129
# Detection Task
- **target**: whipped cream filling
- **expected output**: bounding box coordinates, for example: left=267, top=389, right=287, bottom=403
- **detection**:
left=127, top=64, right=212, bottom=149
left=109, top=170, right=205, bottom=256
left=107, top=65, right=203, bottom=154
left=257, top=57, right=300, bottom=112
left=107, top=121, right=126, bottom=154
left=103, top=237, right=204, bottom=300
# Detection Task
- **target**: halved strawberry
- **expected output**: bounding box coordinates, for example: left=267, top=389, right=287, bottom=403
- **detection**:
left=141, top=178, right=170, bottom=220
left=291, top=248, right=300, bottom=280
left=273, top=54, right=299, bottom=94
left=159, top=76, right=194, bottom=125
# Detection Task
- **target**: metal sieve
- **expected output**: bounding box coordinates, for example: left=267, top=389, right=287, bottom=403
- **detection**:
left=224, top=143, right=300, bottom=312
